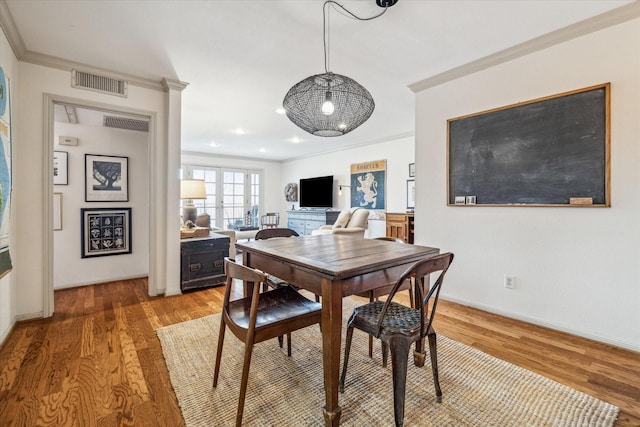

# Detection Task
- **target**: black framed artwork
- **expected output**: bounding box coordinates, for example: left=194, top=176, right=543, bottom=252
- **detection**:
left=81, top=208, right=132, bottom=258
left=53, top=151, right=68, bottom=185
left=85, top=154, right=129, bottom=202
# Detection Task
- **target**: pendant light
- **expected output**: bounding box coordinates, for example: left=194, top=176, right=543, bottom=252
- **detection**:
left=283, top=0, right=397, bottom=137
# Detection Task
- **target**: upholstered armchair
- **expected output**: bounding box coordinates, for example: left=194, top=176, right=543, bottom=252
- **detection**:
left=311, top=207, right=369, bottom=237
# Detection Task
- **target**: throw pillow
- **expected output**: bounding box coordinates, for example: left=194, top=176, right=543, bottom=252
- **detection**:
left=332, top=209, right=352, bottom=229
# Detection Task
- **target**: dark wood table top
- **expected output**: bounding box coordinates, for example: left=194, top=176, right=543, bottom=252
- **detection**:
left=237, top=234, right=439, bottom=289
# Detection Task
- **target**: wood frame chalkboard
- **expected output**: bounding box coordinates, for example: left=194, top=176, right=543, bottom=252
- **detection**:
left=447, top=83, right=610, bottom=207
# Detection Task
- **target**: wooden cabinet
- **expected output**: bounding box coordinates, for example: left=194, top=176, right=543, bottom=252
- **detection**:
left=180, top=233, right=230, bottom=292
left=286, top=210, right=341, bottom=236
left=385, top=212, right=415, bottom=244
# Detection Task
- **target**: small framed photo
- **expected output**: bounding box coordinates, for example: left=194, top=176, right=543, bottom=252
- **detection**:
left=454, top=196, right=466, bottom=205
left=408, top=163, right=415, bottom=177
left=406, top=179, right=415, bottom=209
left=466, top=196, right=477, bottom=205
left=81, top=208, right=132, bottom=258
left=85, top=154, right=129, bottom=202
left=54, top=151, right=68, bottom=185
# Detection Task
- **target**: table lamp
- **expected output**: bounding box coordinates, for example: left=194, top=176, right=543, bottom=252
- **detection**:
left=180, top=179, right=206, bottom=225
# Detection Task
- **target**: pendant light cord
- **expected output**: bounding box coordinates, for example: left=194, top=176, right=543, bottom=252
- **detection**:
left=323, top=1, right=389, bottom=74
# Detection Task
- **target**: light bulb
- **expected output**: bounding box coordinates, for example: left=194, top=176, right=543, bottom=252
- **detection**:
left=321, top=91, right=334, bottom=115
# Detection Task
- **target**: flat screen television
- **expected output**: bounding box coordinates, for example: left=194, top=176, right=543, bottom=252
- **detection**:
left=299, top=175, right=333, bottom=208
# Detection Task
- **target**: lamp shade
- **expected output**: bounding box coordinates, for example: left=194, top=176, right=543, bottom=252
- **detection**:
left=180, top=179, right=206, bottom=200
left=283, top=72, right=375, bottom=137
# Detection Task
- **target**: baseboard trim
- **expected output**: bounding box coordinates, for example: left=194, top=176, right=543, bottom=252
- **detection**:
left=442, top=296, right=640, bottom=353
left=54, top=275, right=149, bottom=290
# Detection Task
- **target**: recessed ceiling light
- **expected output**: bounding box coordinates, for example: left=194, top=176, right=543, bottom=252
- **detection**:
left=209, top=142, right=219, bottom=147
left=259, top=148, right=267, bottom=153
left=234, top=128, right=245, bottom=135
left=289, top=136, right=302, bottom=144
left=275, top=108, right=286, bottom=115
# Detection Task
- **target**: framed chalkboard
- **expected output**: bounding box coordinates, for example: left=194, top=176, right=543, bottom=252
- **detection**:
left=447, top=83, right=610, bottom=207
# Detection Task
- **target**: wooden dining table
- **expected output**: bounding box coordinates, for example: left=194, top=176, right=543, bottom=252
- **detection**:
left=236, top=234, right=440, bottom=426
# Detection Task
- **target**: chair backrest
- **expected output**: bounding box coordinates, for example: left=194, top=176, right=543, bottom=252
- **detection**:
left=255, top=228, right=299, bottom=240
left=346, top=209, right=369, bottom=228
left=222, top=257, right=268, bottom=311
left=376, top=252, right=454, bottom=338
left=260, top=212, right=280, bottom=228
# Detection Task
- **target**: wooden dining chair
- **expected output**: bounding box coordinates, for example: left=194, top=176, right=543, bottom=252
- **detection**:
left=339, top=252, right=454, bottom=427
left=359, top=237, right=416, bottom=358
left=255, top=228, right=300, bottom=291
left=213, top=258, right=322, bottom=427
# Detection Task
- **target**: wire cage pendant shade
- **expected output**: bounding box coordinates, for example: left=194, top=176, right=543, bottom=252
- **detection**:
left=283, top=0, right=394, bottom=137
left=283, top=72, right=375, bottom=137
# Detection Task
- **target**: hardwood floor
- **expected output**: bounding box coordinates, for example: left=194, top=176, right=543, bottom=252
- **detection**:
left=0, top=278, right=638, bottom=426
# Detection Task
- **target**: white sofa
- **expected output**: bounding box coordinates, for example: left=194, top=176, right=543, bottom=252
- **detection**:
left=311, top=207, right=369, bottom=238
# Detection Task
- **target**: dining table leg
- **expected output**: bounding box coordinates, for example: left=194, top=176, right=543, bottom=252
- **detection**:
left=321, top=278, right=342, bottom=426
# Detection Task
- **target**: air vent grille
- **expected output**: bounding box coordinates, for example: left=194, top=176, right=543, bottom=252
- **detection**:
left=103, top=116, right=149, bottom=132
left=71, top=70, right=128, bottom=97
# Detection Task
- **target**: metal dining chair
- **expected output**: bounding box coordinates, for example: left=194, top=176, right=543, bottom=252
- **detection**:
left=359, top=237, right=416, bottom=358
left=339, top=252, right=454, bottom=427
left=213, top=258, right=322, bottom=427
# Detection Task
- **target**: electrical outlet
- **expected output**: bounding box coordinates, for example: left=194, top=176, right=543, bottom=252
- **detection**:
left=504, top=275, right=515, bottom=289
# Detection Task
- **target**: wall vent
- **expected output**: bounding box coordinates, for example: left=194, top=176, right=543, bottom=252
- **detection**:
left=71, top=70, right=128, bottom=97
left=103, top=116, right=149, bottom=132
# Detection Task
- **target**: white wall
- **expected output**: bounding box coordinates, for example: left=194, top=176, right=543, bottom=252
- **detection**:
left=280, top=136, right=415, bottom=237
left=0, top=24, right=19, bottom=344
left=415, top=18, right=640, bottom=350
left=53, top=122, right=149, bottom=289
left=15, top=62, right=172, bottom=320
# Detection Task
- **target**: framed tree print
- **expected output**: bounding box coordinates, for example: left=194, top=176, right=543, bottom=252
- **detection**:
left=85, top=154, right=129, bottom=202
left=81, top=208, right=132, bottom=258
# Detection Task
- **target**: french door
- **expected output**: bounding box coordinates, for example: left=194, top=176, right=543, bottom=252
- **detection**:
left=183, top=166, right=262, bottom=230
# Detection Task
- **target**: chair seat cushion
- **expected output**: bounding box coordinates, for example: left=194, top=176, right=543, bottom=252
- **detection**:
left=351, top=300, right=424, bottom=337
left=228, top=286, right=321, bottom=330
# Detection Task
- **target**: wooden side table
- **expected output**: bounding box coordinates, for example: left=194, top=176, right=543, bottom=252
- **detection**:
left=385, top=212, right=415, bottom=244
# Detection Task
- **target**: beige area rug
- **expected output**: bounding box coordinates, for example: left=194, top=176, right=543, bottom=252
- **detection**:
left=156, top=299, right=619, bottom=427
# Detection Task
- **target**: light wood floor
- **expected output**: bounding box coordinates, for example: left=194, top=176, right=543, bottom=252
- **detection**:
left=0, top=277, right=638, bottom=426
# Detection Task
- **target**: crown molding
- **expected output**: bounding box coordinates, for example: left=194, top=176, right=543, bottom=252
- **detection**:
left=0, top=0, right=26, bottom=57
left=409, top=1, right=640, bottom=93
left=0, top=0, right=171, bottom=92
left=163, top=78, right=189, bottom=92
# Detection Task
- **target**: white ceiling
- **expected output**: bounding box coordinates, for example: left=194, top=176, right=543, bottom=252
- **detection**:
left=3, top=0, right=634, bottom=161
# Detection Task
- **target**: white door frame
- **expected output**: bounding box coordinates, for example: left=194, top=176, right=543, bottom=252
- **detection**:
left=42, top=94, right=158, bottom=316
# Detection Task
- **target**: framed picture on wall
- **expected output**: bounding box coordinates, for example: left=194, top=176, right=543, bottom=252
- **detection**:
left=85, top=154, right=129, bottom=202
left=409, top=163, right=415, bottom=177
left=407, top=179, right=415, bottom=209
left=81, top=207, right=132, bottom=258
left=53, top=192, right=62, bottom=231
left=53, top=151, right=68, bottom=185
